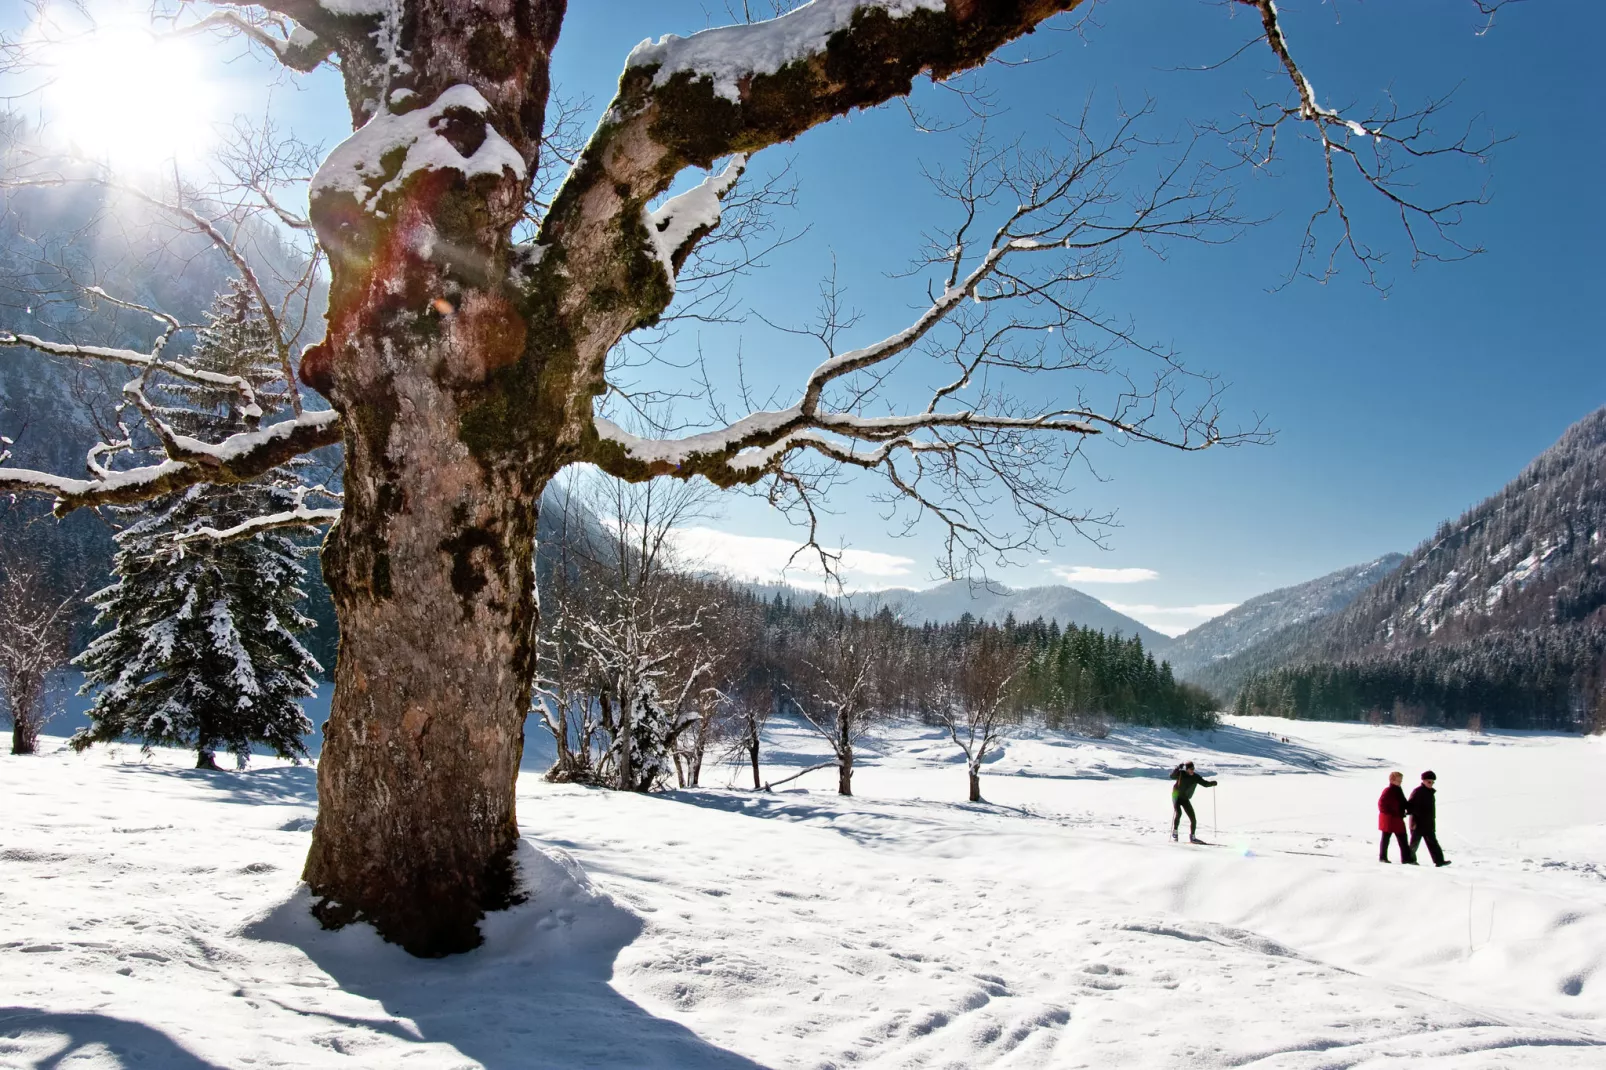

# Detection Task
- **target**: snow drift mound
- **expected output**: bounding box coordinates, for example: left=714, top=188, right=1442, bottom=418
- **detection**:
left=243, top=839, right=640, bottom=975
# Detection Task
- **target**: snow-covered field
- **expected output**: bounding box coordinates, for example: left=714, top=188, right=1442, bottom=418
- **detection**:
left=3, top=716, right=1603, bottom=1069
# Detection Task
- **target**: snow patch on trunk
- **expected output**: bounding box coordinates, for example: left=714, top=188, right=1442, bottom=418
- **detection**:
left=311, top=85, right=525, bottom=213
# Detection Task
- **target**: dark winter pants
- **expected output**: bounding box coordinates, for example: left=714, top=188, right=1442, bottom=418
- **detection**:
left=1410, top=822, right=1446, bottom=866
left=1379, top=830, right=1412, bottom=862
left=1173, top=798, right=1196, bottom=836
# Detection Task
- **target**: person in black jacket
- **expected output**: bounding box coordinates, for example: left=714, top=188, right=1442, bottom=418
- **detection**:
left=1170, top=761, right=1216, bottom=844
left=1406, top=770, right=1450, bottom=867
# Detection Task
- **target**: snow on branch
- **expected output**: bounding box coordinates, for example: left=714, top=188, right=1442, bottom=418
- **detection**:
left=0, top=409, right=343, bottom=517
left=174, top=10, right=332, bottom=73
left=644, top=155, right=747, bottom=285
left=178, top=504, right=344, bottom=544
left=626, top=0, right=947, bottom=102
left=177, top=483, right=343, bottom=543
left=0, top=328, right=261, bottom=421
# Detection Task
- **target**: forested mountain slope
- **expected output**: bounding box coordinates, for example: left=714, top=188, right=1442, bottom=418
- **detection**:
left=748, top=578, right=1174, bottom=650
left=1167, top=554, right=1404, bottom=678
left=1204, top=407, right=1606, bottom=730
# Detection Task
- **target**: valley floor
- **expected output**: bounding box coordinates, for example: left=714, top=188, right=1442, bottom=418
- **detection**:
left=2, top=716, right=1603, bottom=1068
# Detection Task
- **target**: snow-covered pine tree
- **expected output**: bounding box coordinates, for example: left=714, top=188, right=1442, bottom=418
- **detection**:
left=620, top=681, right=678, bottom=792
left=73, top=282, right=320, bottom=769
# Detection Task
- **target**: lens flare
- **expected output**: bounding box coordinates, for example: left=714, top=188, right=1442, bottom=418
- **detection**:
left=35, top=8, right=220, bottom=170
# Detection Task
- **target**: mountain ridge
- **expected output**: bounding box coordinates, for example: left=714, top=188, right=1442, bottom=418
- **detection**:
left=1166, top=554, right=1405, bottom=679
left=1197, top=406, right=1606, bottom=729
left=743, top=577, right=1176, bottom=651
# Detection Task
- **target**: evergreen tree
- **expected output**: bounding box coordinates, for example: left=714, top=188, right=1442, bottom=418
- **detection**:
left=73, top=284, right=320, bottom=768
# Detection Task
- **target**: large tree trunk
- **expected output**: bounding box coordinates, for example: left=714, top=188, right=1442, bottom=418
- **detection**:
left=749, top=732, right=761, bottom=790
left=303, top=433, right=542, bottom=955
left=968, top=768, right=982, bottom=803
left=296, top=0, right=564, bottom=956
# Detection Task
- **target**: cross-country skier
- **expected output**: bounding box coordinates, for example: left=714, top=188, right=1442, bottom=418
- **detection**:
left=1377, top=771, right=1414, bottom=863
left=1406, top=771, right=1450, bottom=867
left=1170, top=761, right=1216, bottom=843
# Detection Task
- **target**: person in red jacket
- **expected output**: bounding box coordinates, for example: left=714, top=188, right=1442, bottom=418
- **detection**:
left=1377, top=771, right=1414, bottom=863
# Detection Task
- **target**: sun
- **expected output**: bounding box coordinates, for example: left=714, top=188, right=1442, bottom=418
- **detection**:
left=35, top=8, right=219, bottom=170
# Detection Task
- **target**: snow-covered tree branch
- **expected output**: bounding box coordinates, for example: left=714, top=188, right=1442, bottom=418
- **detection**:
left=0, top=407, right=340, bottom=516
left=589, top=112, right=1261, bottom=574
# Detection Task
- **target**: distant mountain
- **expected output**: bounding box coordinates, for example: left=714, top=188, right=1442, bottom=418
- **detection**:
left=749, top=578, right=1174, bottom=650
left=1199, top=407, right=1606, bottom=730
left=1166, top=554, right=1404, bottom=678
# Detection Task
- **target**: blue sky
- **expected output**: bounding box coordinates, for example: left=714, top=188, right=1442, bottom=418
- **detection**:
left=13, top=1, right=1605, bottom=635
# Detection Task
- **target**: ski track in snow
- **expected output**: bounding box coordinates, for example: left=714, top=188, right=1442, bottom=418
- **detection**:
left=2, top=718, right=1603, bottom=1068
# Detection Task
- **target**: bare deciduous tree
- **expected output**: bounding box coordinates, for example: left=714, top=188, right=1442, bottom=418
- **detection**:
left=935, top=630, right=1025, bottom=802
left=534, top=470, right=716, bottom=792
left=788, top=613, right=888, bottom=797
left=0, top=565, right=74, bottom=755
left=0, top=0, right=1510, bottom=954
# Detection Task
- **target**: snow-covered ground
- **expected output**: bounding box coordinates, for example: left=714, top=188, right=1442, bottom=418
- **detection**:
left=3, top=715, right=1603, bottom=1068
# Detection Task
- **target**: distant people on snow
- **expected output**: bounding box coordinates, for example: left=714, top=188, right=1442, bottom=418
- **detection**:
left=1170, top=761, right=1217, bottom=844
left=1407, top=771, right=1450, bottom=867
left=1377, top=771, right=1415, bottom=864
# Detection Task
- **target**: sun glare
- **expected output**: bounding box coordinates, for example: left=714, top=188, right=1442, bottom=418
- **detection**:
left=36, top=10, right=219, bottom=170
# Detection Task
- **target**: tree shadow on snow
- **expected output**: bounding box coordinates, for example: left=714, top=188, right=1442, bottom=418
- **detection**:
left=0, top=1007, right=229, bottom=1069
left=657, top=787, right=1011, bottom=852
left=1015, top=722, right=1363, bottom=776
left=242, top=840, right=773, bottom=1070
left=131, top=764, right=320, bottom=807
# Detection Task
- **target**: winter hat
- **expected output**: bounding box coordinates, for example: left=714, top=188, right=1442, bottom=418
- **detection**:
left=1421, top=770, right=1437, bottom=781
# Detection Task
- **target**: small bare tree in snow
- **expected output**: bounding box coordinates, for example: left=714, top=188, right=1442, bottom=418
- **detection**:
left=0, top=564, right=74, bottom=755
left=535, top=470, right=717, bottom=791
left=788, top=612, right=892, bottom=796
left=937, top=629, right=1026, bottom=802
left=727, top=678, right=777, bottom=790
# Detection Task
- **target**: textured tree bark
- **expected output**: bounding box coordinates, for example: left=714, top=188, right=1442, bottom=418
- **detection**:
left=303, top=432, right=542, bottom=954
left=749, top=735, right=762, bottom=790
left=296, top=0, right=565, bottom=956
left=968, top=767, right=982, bottom=803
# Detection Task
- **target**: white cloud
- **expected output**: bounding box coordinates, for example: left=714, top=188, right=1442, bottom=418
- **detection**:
left=1105, top=602, right=1239, bottom=638
left=668, top=526, right=918, bottom=592
left=1051, top=565, right=1160, bottom=585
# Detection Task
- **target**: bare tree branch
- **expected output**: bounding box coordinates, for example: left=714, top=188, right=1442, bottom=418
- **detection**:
left=0, top=407, right=342, bottom=516
left=588, top=110, right=1263, bottom=575
left=1224, top=0, right=1505, bottom=288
